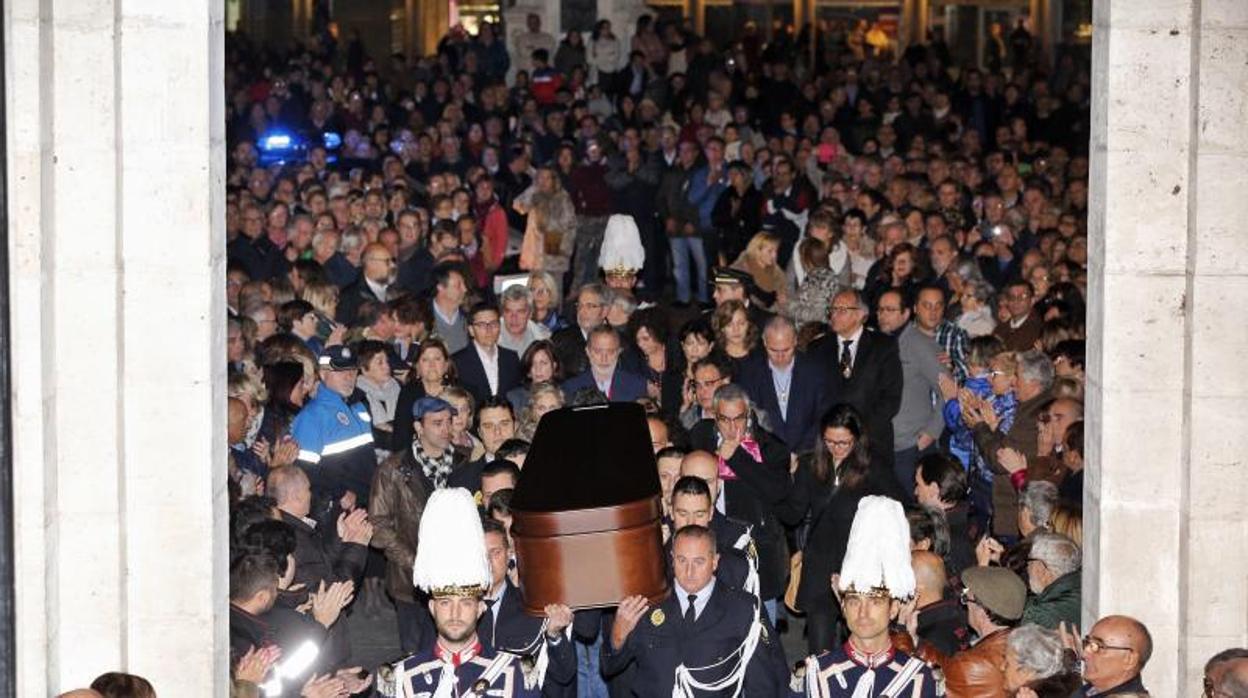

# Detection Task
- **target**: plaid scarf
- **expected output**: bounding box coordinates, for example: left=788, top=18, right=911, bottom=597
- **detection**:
left=412, top=440, right=455, bottom=489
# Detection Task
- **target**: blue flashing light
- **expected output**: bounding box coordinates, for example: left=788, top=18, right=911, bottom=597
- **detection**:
left=259, top=132, right=294, bottom=151
left=323, top=131, right=342, bottom=150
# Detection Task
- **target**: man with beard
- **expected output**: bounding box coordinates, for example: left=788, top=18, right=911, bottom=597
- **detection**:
left=391, top=488, right=540, bottom=697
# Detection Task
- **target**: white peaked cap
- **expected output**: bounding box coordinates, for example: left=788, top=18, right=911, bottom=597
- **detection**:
left=598, top=214, right=645, bottom=273
left=412, top=487, right=491, bottom=596
left=836, top=495, right=916, bottom=599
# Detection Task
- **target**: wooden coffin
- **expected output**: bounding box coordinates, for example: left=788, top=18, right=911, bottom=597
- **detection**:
left=510, top=402, right=669, bottom=614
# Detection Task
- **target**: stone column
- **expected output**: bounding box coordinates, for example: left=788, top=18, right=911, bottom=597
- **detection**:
left=1086, top=0, right=1248, bottom=695
left=6, top=0, right=227, bottom=694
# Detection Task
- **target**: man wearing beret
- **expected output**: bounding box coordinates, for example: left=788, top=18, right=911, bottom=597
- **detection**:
left=941, top=566, right=1028, bottom=697
left=370, top=396, right=471, bottom=654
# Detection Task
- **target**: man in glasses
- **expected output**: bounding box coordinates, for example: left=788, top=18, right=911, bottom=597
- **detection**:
left=1067, top=615, right=1152, bottom=696
left=337, top=242, right=396, bottom=326
left=942, top=566, right=1026, bottom=696
left=453, top=302, right=522, bottom=406
left=687, top=384, right=790, bottom=626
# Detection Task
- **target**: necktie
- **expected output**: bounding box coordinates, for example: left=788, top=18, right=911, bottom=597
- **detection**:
left=840, top=339, right=854, bottom=378
left=684, top=594, right=698, bottom=625
left=480, top=598, right=497, bottom=646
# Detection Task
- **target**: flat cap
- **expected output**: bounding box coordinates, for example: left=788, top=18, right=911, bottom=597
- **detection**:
left=961, top=566, right=1027, bottom=620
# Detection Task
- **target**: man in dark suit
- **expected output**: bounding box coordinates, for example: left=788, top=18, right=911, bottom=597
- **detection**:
left=335, top=242, right=395, bottom=326
left=550, top=283, right=609, bottom=378
left=738, top=316, right=826, bottom=453
left=478, top=520, right=577, bottom=697
left=560, top=325, right=648, bottom=403
left=685, top=390, right=792, bottom=623
left=603, top=525, right=788, bottom=697
left=810, top=289, right=903, bottom=463
left=453, top=302, right=522, bottom=407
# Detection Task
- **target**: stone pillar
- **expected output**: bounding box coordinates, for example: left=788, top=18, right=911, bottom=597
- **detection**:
left=5, top=0, right=227, bottom=694
left=1086, top=0, right=1248, bottom=695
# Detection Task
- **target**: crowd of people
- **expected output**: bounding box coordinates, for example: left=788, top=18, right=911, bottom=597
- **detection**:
left=200, top=10, right=1248, bottom=698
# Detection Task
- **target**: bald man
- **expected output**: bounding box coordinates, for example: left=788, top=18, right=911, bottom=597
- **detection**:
left=907, top=550, right=967, bottom=658
left=1214, top=657, right=1248, bottom=697
left=337, top=241, right=397, bottom=325
left=269, top=465, right=372, bottom=593
left=1074, top=615, right=1152, bottom=696
left=677, top=452, right=758, bottom=592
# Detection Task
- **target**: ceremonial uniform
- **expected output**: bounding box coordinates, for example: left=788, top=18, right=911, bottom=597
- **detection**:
left=393, top=641, right=541, bottom=698
left=479, top=580, right=577, bottom=697
left=797, top=643, right=939, bottom=698
left=291, top=386, right=376, bottom=506
left=601, top=581, right=789, bottom=697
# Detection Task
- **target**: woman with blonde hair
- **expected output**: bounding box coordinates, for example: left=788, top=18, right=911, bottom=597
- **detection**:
left=1050, top=503, right=1082, bottom=547
left=730, top=231, right=790, bottom=310
left=788, top=237, right=843, bottom=328
left=517, top=381, right=565, bottom=441
left=527, top=270, right=567, bottom=332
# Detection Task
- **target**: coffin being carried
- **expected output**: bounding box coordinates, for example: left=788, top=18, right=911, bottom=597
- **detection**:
left=509, top=402, right=669, bottom=614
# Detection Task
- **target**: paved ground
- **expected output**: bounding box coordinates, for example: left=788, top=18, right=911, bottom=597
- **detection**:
left=346, top=586, right=814, bottom=676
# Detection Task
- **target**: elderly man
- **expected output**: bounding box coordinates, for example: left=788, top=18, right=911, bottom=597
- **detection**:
left=550, top=283, right=609, bottom=377
left=942, top=566, right=1027, bottom=696
left=336, top=242, right=396, bottom=326
left=811, top=289, right=903, bottom=464
left=686, top=385, right=790, bottom=623
left=968, top=349, right=1055, bottom=538
left=291, top=346, right=376, bottom=515
left=1069, top=615, right=1153, bottom=696
left=738, top=316, right=826, bottom=452
left=497, top=284, right=551, bottom=355
left=903, top=550, right=968, bottom=658
left=603, top=525, right=787, bottom=696
left=560, top=325, right=647, bottom=402
left=1021, top=532, right=1081, bottom=630
left=269, top=465, right=372, bottom=593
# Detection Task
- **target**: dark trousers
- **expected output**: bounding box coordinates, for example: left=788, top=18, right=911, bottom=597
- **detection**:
left=805, top=603, right=844, bottom=655
left=395, top=597, right=434, bottom=654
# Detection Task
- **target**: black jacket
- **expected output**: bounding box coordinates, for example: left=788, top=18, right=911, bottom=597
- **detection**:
left=280, top=510, right=368, bottom=593
left=777, top=451, right=905, bottom=613
left=452, top=343, right=522, bottom=407
left=551, top=325, right=590, bottom=378
left=228, top=233, right=289, bottom=283
left=688, top=421, right=792, bottom=600
left=737, top=352, right=827, bottom=454
left=479, top=579, right=577, bottom=697
left=915, top=597, right=970, bottom=658
left=601, top=584, right=788, bottom=697
left=334, top=276, right=385, bottom=327
left=809, top=328, right=903, bottom=462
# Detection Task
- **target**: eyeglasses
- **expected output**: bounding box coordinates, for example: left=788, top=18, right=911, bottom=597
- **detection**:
left=830, top=305, right=861, bottom=315
left=715, top=414, right=749, bottom=426
left=1082, top=635, right=1134, bottom=655
left=958, top=588, right=976, bottom=606
left=824, top=439, right=854, bottom=449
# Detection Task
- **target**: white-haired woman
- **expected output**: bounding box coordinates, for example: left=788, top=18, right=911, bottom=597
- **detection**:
left=1005, top=624, right=1081, bottom=697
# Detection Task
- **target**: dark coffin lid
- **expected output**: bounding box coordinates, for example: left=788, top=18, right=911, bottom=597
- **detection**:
left=511, top=402, right=660, bottom=512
